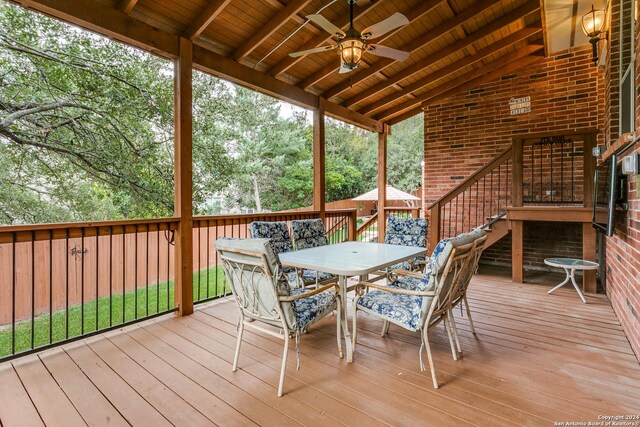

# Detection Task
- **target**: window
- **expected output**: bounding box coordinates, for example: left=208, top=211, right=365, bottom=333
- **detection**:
left=619, top=0, right=636, bottom=133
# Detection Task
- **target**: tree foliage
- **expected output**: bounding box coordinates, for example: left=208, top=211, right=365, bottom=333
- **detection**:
left=0, top=3, right=423, bottom=224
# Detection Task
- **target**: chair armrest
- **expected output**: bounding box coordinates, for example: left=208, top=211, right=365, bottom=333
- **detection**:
left=355, top=281, right=435, bottom=297
left=279, top=282, right=340, bottom=302
left=391, top=269, right=423, bottom=279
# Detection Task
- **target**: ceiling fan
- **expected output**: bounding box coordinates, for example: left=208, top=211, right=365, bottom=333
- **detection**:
left=289, top=0, right=411, bottom=73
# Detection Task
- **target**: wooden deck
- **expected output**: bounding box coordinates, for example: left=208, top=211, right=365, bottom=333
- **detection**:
left=1, top=268, right=639, bottom=427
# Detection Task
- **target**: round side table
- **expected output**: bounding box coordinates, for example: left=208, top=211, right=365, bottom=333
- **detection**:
left=544, top=258, right=599, bottom=304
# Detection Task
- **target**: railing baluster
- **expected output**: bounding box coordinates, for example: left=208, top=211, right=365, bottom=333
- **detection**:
left=81, top=227, right=85, bottom=335
left=109, top=226, right=113, bottom=327
left=134, top=225, right=138, bottom=320
left=95, top=226, right=99, bottom=332
left=49, top=230, right=53, bottom=345
left=31, top=232, right=35, bottom=350
left=11, top=232, right=16, bottom=355
left=66, top=229, right=70, bottom=340
left=206, top=220, right=210, bottom=299
left=156, top=226, right=160, bottom=314
left=145, top=224, right=149, bottom=317
left=122, top=226, right=126, bottom=323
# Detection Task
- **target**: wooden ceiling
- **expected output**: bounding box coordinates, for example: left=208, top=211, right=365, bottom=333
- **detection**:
left=11, top=0, right=546, bottom=129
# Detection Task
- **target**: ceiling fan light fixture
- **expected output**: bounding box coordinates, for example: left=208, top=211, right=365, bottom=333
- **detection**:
left=340, top=38, right=365, bottom=69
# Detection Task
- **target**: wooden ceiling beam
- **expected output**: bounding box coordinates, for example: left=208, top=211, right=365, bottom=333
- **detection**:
left=322, top=0, right=503, bottom=101
left=119, top=0, right=139, bottom=14
left=185, top=0, right=232, bottom=41
left=298, top=0, right=442, bottom=90
left=193, top=46, right=383, bottom=132
left=360, top=26, right=542, bottom=115
left=11, top=0, right=180, bottom=58
left=344, top=0, right=540, bottom=108
left=375, top=46, right=544, bottom=121
left=267, top=0, right=383, bottom=77
left=233, top=0, right=313, bottom=61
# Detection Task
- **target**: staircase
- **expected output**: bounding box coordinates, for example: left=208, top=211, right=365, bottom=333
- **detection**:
left=426, top=130, right=598, bottom=289
left=427, top=146, right=513, bottom=251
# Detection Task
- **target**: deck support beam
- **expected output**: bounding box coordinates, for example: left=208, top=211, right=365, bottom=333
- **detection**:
left=511, top=137, right=524, bottom=283
left=174, top=37, right=194, bottom=316
left=313, top=99, right=326, bottom=221
left=377, top=126, right=389, bottom=242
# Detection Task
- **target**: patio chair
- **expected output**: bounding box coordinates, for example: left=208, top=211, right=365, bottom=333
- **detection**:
left=290, top=218, right=329, bottom=249
left=352, top=232, right=477, bottom=388
left=249, top=221, right=333, bottom=288
left=391, top=229, right=487, bottom=354
left=384, top=216, right=429, bottom=272
left=290, top=219, right=335, bottom=287
left=216, top=237, right=342, bottom=397
left=449, top=232, right=487, bottom=336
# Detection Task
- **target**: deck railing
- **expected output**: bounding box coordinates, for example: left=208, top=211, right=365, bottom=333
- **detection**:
left=0, top=209, right=356, bottom=360
left=428, top=147, right=512, bottom=250
left=0, top=218, right=179, bottom=361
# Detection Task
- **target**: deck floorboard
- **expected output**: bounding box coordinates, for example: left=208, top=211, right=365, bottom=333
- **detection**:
left=1, top=268, right=638, bottom=426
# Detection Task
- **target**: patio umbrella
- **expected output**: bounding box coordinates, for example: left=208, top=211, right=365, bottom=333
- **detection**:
left=352, top=185, right=420, bottom=207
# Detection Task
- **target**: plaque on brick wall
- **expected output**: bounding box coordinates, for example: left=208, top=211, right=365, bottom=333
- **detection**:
left=509, top=96, right=531, bottom=115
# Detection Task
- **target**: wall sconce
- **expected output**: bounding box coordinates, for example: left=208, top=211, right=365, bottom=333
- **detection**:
left=581, top=5, right=607, bottom=63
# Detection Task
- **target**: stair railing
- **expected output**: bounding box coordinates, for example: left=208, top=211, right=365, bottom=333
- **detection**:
left=428, top=147, right=512, bottom=251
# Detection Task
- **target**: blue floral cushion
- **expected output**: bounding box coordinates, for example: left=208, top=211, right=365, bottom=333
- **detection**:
left=391, top=263, right=435, bottom=292
left=290, top=288, right=336, bottom=330
left=385, top=216, right=428, bottom=247
left=392, top=275, right=423, bottom=291
left=356, top=290, right=430, bottom=331
left=287, top=270, right=335, bottom=287
left=291, top=219, right=328, bottom=250
left=250, top=221, right=295, bottom=273
left=429, top=231, right=477, bottom=274
left=385, top=216, right=428, bottom=269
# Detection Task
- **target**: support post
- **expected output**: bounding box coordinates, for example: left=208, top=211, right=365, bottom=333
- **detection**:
left=174, top=37, right=193, bottom=316
left=313, top=98, right=326, bottom=221
left=428, top=203, right=440, bottom=254
left=347, top=210, right=357, bottom=241
left=582, top=132, right=597, bottom=292
left=511, top=137, right=524, bottom=283
left=377, top=126, right=389, bottom=243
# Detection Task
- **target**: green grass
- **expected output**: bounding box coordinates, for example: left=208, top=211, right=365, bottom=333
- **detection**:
left=0, top=266, right=228, bottom=358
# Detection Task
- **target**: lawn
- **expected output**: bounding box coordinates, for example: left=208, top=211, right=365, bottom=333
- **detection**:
left=0, top=266, right=228, bottom=357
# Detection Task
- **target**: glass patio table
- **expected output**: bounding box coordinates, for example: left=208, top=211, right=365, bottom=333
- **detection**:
left=279, top=241, right=426, bottom=362
left=544, top=257, right=599, bottom=304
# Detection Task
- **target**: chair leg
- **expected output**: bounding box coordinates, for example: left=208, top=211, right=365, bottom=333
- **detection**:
left=423, top=328, right=439, bottom=389
left=463, top=295, right=476, bottom=335
left=448, top=309, right=462, bottom=354
left=232, top=320, right=245, bottom=372
left=381, top=320, right=390, bottom=337
left=277, top=335, right=290, bottom=397
left=444, top=316, right=458, bottom=361
left=336, top=298, right=343, bottom=358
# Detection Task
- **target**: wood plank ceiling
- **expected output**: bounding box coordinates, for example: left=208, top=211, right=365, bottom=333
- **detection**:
left=14, top=0, right=546, bottom=127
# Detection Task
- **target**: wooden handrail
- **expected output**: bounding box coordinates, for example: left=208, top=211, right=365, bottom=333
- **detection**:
left=356, top=213, right=378, bottom=233
left=427, top=146, right=512, bottom=209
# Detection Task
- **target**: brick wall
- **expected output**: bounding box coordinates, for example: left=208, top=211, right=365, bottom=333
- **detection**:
left=423, top=45, right=602, bottom=271
left=481, top=222, right=583, bottom=271
left=600, top=0, right=640, bottom=360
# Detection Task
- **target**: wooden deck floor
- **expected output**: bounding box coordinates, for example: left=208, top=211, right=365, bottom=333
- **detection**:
left=1, top=268, right=639, bottom=427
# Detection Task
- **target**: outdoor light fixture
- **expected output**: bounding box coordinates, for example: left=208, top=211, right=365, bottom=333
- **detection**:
left=339, top=37, right=365, bottom=70
left=581, top=5, right=607, bottom=63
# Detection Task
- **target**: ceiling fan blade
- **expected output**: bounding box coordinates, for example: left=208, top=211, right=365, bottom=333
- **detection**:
left=367, top=44, right=411, bottom=61
left=339, top=63, right=354, bottom=74
left=306, top=14, right=346, bottom=38
left=289, top=45, right=336, bottom=58
left=361, top=12, right=410, bottom=39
